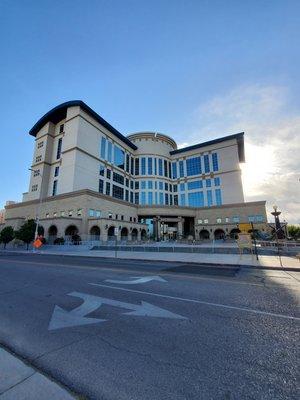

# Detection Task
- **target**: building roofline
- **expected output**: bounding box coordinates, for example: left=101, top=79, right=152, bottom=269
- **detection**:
left=29, top=100, right=137, bottom=151
left=127, top=131, right=177, bottom=150
left=170, top=132, right=245, bottom=162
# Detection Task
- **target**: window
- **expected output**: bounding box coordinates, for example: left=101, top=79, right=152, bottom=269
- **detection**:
left=107, top=141, right=112, bottom=163
left=174, top=194, right=178, bottom=205
left=135, top=193, right=139, bottom=204
left=113, top=172, right=124, bottom=185
left=56, top=138, right=62, bottom=159
left=180, top=193, right=186, bottom=206
left=61, top=211, right=65, bottom=217
left=89, top=209, right=95, bottom=217
left=54, top=166, right=59, bottom=177
left=186, top=156, right=201, bottom=176
left=198, top=219, right=203, bottom=224
left=212, top=153, right=219, bottom=171
left=33, top=169, right=40, bottom=177
left=52, top=180, right=58, bottom=196
left=172, top=162, right=177, bottom=179
left=106, top=169, right=111, bottom=179
left=99, top=164, right=105, bottom=176
left=256, top=215, right=264, bottom=222
left=214, top=177, right=220, bottom=186
left=204, top=154, right=210, bottom=173
left=100, top=137, right=106, bottom=159
left=169, top=183, right=172, bottom=192
left=173, top=184, right=177, bottom=192
left=155, top=192, right=158, bottom=204
left=141, top=157, right=146, bottom=175
left=141, top=181, right=146, bottom=189
left=207, top=190, right=213, bottom=207
left=148, top=192, right=153, bottom=205
left=106, top=182, right=111, bottom=196
left=164, top=160, right=168, bottom=177
left=215, top=189, right=222, bottom=205
left=216, top=218, right=222, bottom=223
left=35, top=155, right=42, bottom=163
left=125, top=190, right=129, bottom=202
left=233, top=216, right=240, bottom=223
left=225, top=217, right=230, bottom=223
left=206, top=179, right=211, bottom=187
left=135, top=158, right=139, bottom=175
left=53, top=212, right=57, bottom=217
left=165, top=182, right=168, bottom=191
left=114, top=146, right=124, bottom=169
left=159, top=192, right=164, bottom=205
left=188, top=191, right=204, bottom=207
left=135, top=181, right=139, bottom=189
left=116, top=214, right=118, bottom=220
left=95, top=210, right=101, bottom=218
left=37, top=141, right=44, bottom=149
left=248, top=216, right=255, bottom=222
left=154, top=158, right=157, bottom=175
left=130, top=180, right=133, bottom=189
left=179, top=183, right=185, bottom=191
left=112, top=185, right=124, bottom=200
left=170, top=194, right=173, bottom=205
left=179, top=160, right=184, bottom=177
left=68, top=210, right=73, bottom=217
left=188, top=181, right=203, bottom=190
left=46, top=213, right=50, bottom=218
left=168, top=162, right=172, bottom=179
left=148, top=158, right=153, bottom=175
left=204, top=219, right=208, bottom=224
left=165, top=193, right=169, bottom=205
left=59, top=124, right=64, bottom=133
left=99, top=179, right=104, bottom=193
left=159, top=181, right=163, bottom=190
left=121, top=215, right=124, bottom=221
left=140, top=192, right=146, bottom=205
left=125, top=178, right=129, bottom=187
left=77, top=209, right=82, bottom=216
left=158, top=159, right=163, bottom=176
left=148, top=181, right=153, bottom=189
left=131, top=158, right=134, bottom=175
left=31, top=184, right=38, bottom=192
left=108, top=212, right=112, bottom=219
left=130, top=192, right=133, bottom=203
left=126, top=154, right=130, bottom=172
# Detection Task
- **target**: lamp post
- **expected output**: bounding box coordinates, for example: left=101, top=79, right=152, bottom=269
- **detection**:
left=271, top=205, right=285, bottom=240
left=29, top=168, right=43, bottom=248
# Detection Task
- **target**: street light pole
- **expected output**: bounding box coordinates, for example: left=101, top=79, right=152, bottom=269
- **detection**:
left=29, top=168, right=43, bottom=249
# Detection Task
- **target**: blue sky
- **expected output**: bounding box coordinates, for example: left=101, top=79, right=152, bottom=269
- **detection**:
left=0, top=0, right=299, bottom=222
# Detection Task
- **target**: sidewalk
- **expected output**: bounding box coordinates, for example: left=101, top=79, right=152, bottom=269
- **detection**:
left=34, top=248, right=300, bottom=271
left=0, top=347, right=76, bottom=400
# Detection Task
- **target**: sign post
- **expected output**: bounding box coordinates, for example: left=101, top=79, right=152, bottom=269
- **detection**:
left=114, top=227, right=119, bottom=258
left=250, top=222, right=259, bottom=261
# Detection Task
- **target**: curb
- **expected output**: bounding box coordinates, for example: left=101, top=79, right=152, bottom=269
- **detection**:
left=1, top=250, right=299, bottom=272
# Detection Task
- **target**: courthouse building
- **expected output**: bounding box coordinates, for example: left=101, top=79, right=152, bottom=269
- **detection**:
left=4, top=100, right=267, bottom=242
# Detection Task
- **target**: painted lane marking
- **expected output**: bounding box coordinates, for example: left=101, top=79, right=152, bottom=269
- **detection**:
left=105, top=275, right=167, bottom=285
left=89, top=283, right=300, bottom=322
left=48, top=291, right=186, bottom=331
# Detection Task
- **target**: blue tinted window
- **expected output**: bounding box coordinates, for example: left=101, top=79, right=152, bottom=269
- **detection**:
left=135, top=192, right=139, bottom=204
left=141, top=192, right=146, bottom=205
left=99, top=179, right=104, bottom=193
left=179, top=183, right=185, bottom=191
left=214, top=177, right=220, bottom=186
left=141, top=157, right=146, bottom=175
left=114, top=146, right=124, bottom=169
left=188, top=191, right=204, bottom=207
left=180, top=193, right=186, bottom=206
left=52, top=180, right=58, bottom=196
left=155, top=192, right=158, bottom=204
left=159, top=192, right=164, bottom=205
left=212, top=153, right=219, bottom=171
left=148, top=192, right=153, bottom=205
left=172, top=162, right=177, bottom=179
left=179, top=160, right=184, bottom=177
left=148, top=158, right=153, bottom=175
left=154, top=158, right=157, bottom=175
left=141, top=181, right=146, bottom=189
left=206, top=179, right=211, bottom=187
left=248, top=216, right=255, bottom=222
left=148, top=181, right=153, bottom=189
left=215, top=189, right=222, bottom=205
left=207, top=190, right=213, bottom=206
left=204, top=154, right=210, bottom=173
left=107, top=141, right=112, bottom=162
left=186, top=157, right=201, bottom=176
left=188, top=181, right=203, bottom=190
left=158, top=159, right=163, bottom=176
left=159, top=181, right=163, bottom=190
left=100, top=137, right=106, bottom=159
left=165, top=193, right=169, bottom=205
left=164, top=160, right=168, bottom=177
left=135, top=158, right=139, bottom=175
left=233, top=216, right=239, bottom=223
left=256, top=215, right=264, bottom=222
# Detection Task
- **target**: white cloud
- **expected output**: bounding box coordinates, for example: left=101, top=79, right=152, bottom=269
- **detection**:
left=183, top=84, right=300, bottom=224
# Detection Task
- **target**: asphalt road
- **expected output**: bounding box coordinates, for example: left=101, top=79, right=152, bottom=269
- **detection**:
left=0, top=253, right=299, bottom=400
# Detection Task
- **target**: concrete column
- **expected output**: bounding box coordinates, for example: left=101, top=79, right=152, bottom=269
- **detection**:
left=178, top=217, right=183, bottom=239
left=137, top=229, right=142, bottom=241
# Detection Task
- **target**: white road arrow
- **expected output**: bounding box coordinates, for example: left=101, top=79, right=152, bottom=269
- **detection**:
left=105, top=276, right=167, bottom=285
left=48, top=292, right=106, bottom=331
left=49, top=291, right=186, bottom=330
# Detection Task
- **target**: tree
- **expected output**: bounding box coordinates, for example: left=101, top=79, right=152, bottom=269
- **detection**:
left=287, top=225, right=300, bottom=240
left=15, top=219, right=43, bottom=250
left=0, top=226, right=15, bottom=249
